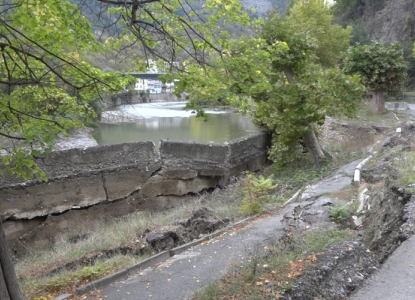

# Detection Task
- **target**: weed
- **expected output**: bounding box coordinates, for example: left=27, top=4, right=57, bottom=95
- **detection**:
left=267, top=156, right=338, bottom=199
left=393, top=151, right=415, bottom=187
left=239, top=173, right=278, bottom=216
left=329, top=204, right=352, bottom=223
left=22, top=254, right=145, bottom=299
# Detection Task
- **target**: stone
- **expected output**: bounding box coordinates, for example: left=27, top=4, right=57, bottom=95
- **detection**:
left=146, top=231, right=178, bottom=251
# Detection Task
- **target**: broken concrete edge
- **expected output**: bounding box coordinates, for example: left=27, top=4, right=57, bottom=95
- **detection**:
left=282, top=189, right=302, bottom=207
left=58, top=214, right=260, bottom=299
left=353, top=155, right=373, bottom=184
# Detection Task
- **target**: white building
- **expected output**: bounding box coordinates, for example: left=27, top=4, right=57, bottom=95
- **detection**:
left=134, top=78, right=148, bottom=91
left=132, top=60, right=179, bottom=94
left=148, top=79, right=162, bottom=94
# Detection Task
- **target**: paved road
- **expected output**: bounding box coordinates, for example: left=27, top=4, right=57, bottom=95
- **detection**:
left=87, top=209, right=289, bottom=300
left=350, top=234, right=415, bottom=300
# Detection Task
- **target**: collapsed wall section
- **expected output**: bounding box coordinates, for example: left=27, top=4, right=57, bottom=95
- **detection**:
left=1, top=133, right=269, bottom=249
left=159, top=132, right=270, bottom=184
left=227, top=133, right=270, bottom=176
left=1, top=141, right=162, bottom=224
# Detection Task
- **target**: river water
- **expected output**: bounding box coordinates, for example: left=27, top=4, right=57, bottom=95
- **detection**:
left=92, top=102, right=261, bottom=146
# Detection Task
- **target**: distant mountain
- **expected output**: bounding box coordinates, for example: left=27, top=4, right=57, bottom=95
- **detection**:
left=242, top=0, right=289, bottom=14
left=242, top=0, right=273, bottom=14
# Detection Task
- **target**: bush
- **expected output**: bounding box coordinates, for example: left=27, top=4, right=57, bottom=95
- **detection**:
left=328, top=203, right=352, bottom=224
left=240, top=173, right=278, bottom=215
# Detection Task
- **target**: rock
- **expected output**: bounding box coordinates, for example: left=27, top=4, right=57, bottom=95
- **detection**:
left=146, top=231, right=178, bottom=251
left=350, top=216, right=363, bottom=230
left=361, top=162, right=398, bottom=183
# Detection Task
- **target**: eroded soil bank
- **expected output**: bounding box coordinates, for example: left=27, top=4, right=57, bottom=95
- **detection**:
left=277, top=121, right=415, bottom=299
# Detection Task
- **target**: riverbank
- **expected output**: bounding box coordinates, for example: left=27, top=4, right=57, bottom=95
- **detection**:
left=12, top=102, right=395, bottom=299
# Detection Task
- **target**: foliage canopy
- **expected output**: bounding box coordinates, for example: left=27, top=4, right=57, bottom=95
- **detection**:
left=0, top=0, right=130, bottom=180
left=285, top=0, right=352, bottom=68
left=343, top=42, right=408, bottom=94
left=171, top=13, right=364, bottom=165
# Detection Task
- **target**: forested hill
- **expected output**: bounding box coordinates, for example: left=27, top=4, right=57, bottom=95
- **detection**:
left=66, top=0, right=288, bottom=71
left=335, top=0, right=415, bottom=43
left=242, top=0, right=290, bottom=14
left=70, top=0, right=289, bottom=34
left=335, top=0, right=415, bottom=80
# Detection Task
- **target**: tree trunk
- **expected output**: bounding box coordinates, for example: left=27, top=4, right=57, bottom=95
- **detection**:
left=302, top=125, right=327, bottom=166
left=281, top=65, right=327, bottom=165
left=0, top=221, right=23, bottom=300
left=371, top=91, right=385, bottom=112
left=0, top=261, right=11, bottom=300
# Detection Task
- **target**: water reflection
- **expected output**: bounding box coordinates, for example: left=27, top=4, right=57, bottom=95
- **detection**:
left=93, top=102, right=261, bottom=146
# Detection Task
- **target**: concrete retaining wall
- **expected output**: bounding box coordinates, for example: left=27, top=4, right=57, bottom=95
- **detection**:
left=385, top=102, right=409, bottom=111
left=1, top=132, right=269, bottom=250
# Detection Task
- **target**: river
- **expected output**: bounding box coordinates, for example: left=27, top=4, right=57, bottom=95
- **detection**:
left=92, top=102, right=261, bottom=146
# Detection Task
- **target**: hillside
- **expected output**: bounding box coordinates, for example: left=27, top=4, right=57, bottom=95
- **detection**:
left=336, top=0, right=415, bottom=43
left=335, top=0, right=415, bottom=84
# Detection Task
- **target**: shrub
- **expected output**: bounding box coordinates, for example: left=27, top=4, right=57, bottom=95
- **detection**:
left=240, top=173, right=278, bottom=215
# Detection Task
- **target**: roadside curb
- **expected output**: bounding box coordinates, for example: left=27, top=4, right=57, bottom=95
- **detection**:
left=55, top=214, right=261, bottom=299
left=353, top=155, right=373, bottom=184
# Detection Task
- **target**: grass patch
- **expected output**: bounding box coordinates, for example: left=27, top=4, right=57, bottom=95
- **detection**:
left=393, top=150, right=415, bottom=187
left=325, top=132, right=376, bottom=163
left=192, top=229, right=352, bottom=300
left=21, top=254, right=147, bottom=300
left=266, top=154, right=339, bottom=199
left=350, top=101, right=399, bottom=125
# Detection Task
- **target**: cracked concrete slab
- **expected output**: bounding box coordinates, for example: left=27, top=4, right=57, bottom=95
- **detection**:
left=337, top=159, right=363, bottom=176
left=349, top=234, right=415, bottom=300
left=300, top=160, right=361, bottom=202
left=301, top=174, right=352, bottom=201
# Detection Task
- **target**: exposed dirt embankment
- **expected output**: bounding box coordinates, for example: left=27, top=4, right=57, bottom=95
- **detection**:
left=360, top=123, right=415, bottom=261
left=284, top=120, right=415, bottom=299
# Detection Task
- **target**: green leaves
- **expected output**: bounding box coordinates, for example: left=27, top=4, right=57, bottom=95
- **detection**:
left=343, top=42, right=408, bottom=94
left=285, top=0, right=352, bottom=68
left=172, top=11, right=364, bottom=165
left=0, top=0, right=128, bottom=181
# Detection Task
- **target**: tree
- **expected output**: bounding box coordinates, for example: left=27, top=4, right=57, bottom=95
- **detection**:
left=285, top=0, right=352, bottom=68
left=0, top=0, right=132, bottom=298
left=344, top=42, right=408, bottom=112
left=0, top=1, right=254, bottom=298
left=170, top=13, right=364, bottom=166
left=0, top=0, right=131, bottom=180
